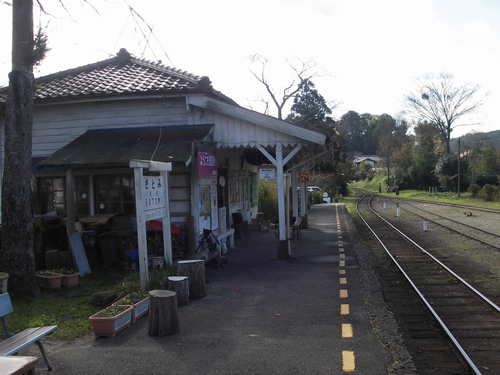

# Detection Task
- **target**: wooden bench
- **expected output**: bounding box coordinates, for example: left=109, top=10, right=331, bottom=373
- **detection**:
left=186, top=249, right=221, bottom=267
left=185, top=228, right=234, bottom=268
left=212, top=228, right=235, bottom=250
left=0, top=293, right=58, bottom=371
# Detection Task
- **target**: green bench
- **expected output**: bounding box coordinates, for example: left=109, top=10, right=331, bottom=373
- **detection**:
left=0, top=292, right=58, bottom=371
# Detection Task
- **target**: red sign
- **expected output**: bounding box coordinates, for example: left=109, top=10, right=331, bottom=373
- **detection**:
left=198, top=152, right=217, bottom=178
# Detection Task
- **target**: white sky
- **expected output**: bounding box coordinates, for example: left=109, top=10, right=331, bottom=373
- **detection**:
left=1, top=0, right=499, bottom=138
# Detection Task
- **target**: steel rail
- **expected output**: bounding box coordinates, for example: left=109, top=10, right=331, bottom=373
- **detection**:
left=369, top=193, right=500, bottom=313
left=356, top=190, right=483, bottom=375
left=389, top=198, right=500, bottom=250
left=391, top=196, right=500, bottom=215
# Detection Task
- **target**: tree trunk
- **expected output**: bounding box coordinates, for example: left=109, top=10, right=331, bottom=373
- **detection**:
left=148, top=290, right=180, bottom=336
left=167, top=276, right=190, bottom=306
left=0, top=0, right=39, bottom=297
left=176, top=260, right=206, bottom=298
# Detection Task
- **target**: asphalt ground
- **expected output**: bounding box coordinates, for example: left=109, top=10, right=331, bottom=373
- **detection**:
left=35, top=203, right=395, bottom=375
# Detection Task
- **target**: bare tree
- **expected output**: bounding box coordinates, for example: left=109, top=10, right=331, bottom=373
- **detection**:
left=404, top=72, right=489, bottom=154
left=247, top=54, right=323, bottom=120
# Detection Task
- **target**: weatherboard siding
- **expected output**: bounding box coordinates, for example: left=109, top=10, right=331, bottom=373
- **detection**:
left=190, top=106, right=300, bottom=148
left=31, top=97, right=189, bottom=158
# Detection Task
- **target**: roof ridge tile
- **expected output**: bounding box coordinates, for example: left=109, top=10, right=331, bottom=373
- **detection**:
left=0, top=48, right=239, bottom=106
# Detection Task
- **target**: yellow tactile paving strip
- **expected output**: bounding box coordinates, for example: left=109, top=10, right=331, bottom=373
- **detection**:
left=336, top=205, right=356, bottom=373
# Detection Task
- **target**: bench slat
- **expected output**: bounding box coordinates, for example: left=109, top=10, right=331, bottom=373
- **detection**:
left=212, top=228, right=235, bottom=249
left=0, top=325, right=57, bottom=355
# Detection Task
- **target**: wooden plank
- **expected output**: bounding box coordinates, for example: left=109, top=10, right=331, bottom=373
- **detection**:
left=32, top=98, right=189, bottom=157
left=132, top=166, right=155, bottom=290
left=188, top=96, right=326, bottom=145
left=0, top=356, right=39, bottom=375
left=68, top=233, right=91, bottom=276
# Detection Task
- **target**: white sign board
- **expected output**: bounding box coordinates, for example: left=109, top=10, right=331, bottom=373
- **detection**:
left=142, top=176, right=166, bottom=221
left=260, top=169, right=275, bottom=179
left=130, top=160, right=172, bottom=291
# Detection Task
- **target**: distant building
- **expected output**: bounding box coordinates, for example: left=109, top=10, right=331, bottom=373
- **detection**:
left=353, top=155, right=382, bottom=168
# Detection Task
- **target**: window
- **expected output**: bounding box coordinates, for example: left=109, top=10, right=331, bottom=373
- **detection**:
left=251, top=172, right=258, bottom=207
left=75, top=176, right=90, bottom=217
left=38, top=177, right=65, bottom=215
left=95, top=175, right=135, bottom=215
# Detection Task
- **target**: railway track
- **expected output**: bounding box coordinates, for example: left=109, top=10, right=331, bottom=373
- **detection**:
left=387, top=198, right=500, bottom=251
left=355, top=190, right=500, bottom=375
left=391, top=196, right=500, bottom=215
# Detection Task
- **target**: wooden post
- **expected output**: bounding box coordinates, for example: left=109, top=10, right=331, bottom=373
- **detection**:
left=167, top=276, right=190, bottom=306
left=256, top=143, right=302, bottom=259
left=177, top=260, right=206, bottom=299
left=66, top=168, right=75, bottom=235
left=275, top=144, right=287, bottom=259
left=131, top=161, right=149, bottom=290
left=148, top=290, right=180, bottom=336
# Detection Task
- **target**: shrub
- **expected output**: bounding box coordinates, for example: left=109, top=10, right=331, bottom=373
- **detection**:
left=258, top=180, right=278, bottom=221
left=480, top=184, right=497, bottom=201
left=147, top=266, right=173, bottom=290
left=467, top=184, right=481, bottom=198
left=312, top=191, right=323, bottom=204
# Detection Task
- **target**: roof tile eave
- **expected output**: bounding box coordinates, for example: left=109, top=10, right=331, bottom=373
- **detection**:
left=2, top=49, right=240, bottom=106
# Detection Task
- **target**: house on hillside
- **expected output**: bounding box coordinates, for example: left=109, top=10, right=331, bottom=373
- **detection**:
left=0, top=48, right=327, bottom=266
left=353, top=155, right=382, bottom=169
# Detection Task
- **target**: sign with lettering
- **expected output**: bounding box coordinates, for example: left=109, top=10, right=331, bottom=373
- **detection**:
left=142, top=176, right=166, bottom=221
left=260, top=168, right=275, bottom=179
left=198, top=152, right=217, bottom=178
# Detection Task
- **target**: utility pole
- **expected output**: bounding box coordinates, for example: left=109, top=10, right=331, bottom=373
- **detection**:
left=457, top=137, right=461, bottom=198
left=387, top=156, right=390, bottom=192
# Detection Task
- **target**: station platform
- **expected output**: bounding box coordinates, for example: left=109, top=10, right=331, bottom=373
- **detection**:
left=36, top=203, right=414, bottom=375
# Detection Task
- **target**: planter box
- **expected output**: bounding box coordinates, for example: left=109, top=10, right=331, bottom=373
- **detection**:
left=53, top=272, right=80, bottom=287
left=112, top=295, right=149, bottom=323
left=36, top=274, right=63, bottom=290
left=89, top=305, right=133, bottom=338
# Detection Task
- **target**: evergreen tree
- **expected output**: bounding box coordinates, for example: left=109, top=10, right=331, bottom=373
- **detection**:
left=286, top=80, right=351, bottom=194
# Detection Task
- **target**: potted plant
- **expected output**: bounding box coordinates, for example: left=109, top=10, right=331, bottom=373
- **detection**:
left=88, top=305, right=133, bottom=338
left=112, top=291, right=149, bottom=323
left=53, top=268, right=80, bottom=287
left=35, top=270, right=63, bottom=290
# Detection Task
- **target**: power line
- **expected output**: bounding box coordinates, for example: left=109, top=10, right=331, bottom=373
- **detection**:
left=125, top=2, right=174, bottom=66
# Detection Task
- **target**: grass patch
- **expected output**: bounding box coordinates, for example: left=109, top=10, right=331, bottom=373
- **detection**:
left=5, top=264, right=172, bottom=341
left=349, top=181, right=500, bottom=210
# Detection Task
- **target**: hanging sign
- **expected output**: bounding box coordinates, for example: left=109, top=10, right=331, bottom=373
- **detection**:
left=142, top=175, right=166, bottom=221
left=198, top=152, right=217, bottom=178
left=298, top=171, right=310, bottom=183
left=260, top=168, right=275, bottom=179
left=198, top=151, right=217, bottom=185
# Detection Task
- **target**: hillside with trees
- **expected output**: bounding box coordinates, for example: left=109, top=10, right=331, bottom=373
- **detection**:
left=249, top=60, right=496, bottom=200
left=341, top=108, right=500, bottom=197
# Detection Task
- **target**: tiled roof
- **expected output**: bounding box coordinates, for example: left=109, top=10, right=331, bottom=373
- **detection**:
left=0, top=48, right=237, bottom=105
